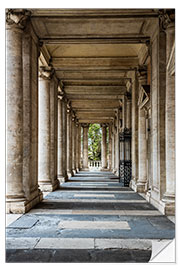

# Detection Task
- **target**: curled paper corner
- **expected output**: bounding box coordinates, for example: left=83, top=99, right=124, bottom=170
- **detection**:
left=150, top=239, right=175, bottom=263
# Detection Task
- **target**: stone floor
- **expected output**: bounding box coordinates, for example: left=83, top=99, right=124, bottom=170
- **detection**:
left=6, top=171, right=175, bottom=263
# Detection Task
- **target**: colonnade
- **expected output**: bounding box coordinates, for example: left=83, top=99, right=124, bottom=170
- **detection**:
left=6, top=9, right=175, bottom=216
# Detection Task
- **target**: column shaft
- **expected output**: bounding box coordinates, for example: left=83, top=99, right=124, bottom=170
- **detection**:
left=62, top=100, right=68, bottom=180
left=71, top=117, right=75, bottom=173
left=78, top=125, right=82, bottom=169
left=115, top=109, right=120, bottom=176
left=163, top=22, right=175, bottom=209
left=108, top=124, right=112, bottom=170
left=6, top=24, right=26, bottom=208
left=57, top=96, right=64, bottom=181
left=67, top=109, right=72, bottom=177
left=49, top=79, right=59, bottom=190
left=137, top=108, right=147, bottom=192
left=101, top=124, right=107, bottom=169
left=111, top=125, right=115, bottom=171
left=131, top=72, right=139, bottom=183
left=82, top=124, right=89, bottom=169
left=73, top=121, right=77, bottom=173
left=126, top=97, right=131, bottom=129
left=38, top=71, right=52, bottom=191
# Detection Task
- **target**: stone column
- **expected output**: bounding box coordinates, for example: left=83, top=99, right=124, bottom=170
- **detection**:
left=126, top=93, right=132, bottom=129
left=49, top=78, right=59, bottom=190
left=112, top=120, right=117, bottom=174
left=38, top=66, right=55, bottom=192
left=136, top=70, right=147, bottom=193
left=111, top=124, right=115, bottom=172
left=57, top=93, right=64, bottom=183
left=82, top=124, right=89, bottom=170
left=75, top=121, right=79, bottom=172
left=162, top=20, right=175, bottom=214
left=71, top=114, right=76, bottom=174
left=115, top=109, right=120, bottom=176
left=101, top=124, right=107, bottom=169
left=108, top=123, right=112, bottom=170
left=130, top=71, right=139, bottom=186
left=6, top=9, right=30, bottom=213
left=136, top=108, right=147, bottom=192
left=78, top=124, right=82, bottom=170
left=62, top=98, right=68, bottom=180
left=67, top=104, right=73, bottom=178
left=73, top=119, right=77, bottom=174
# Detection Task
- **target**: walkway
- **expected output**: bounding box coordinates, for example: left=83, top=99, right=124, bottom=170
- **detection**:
left=6, top=171, right=175, bottom=263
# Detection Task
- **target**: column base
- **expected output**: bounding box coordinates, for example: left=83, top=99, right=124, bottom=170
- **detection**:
left=134, top=181, right=148, bottom=193
left=160, top=194, right=175, bottom=215
left=67, top=170, right=73, bottom=179
left=6, top=191, right=43, bottom=214
left=72, top=169, right=77, bottom=175
left=39, top=179, right=59, bottom=192
left=148, top=192, right=175, bottom=216
left=129, top=178, right=137, bottom=190
left=81, top=167, right=89, bottom=171
left=101, top=168, right=110, bottom=172
left=58, top=175, right=68, bottom=184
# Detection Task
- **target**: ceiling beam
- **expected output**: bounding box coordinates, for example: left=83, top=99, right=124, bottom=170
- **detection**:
left=64, top=86, right=126, bottom=95
left=79, top=119, right=113, bottom=124
left=31, top=9, right=159, bottom=18
left=67, top=94, right=123, bottom=100
left=71, top=100, right=120, bottom=109
left=52, top=57, right=139, bottom=70
left=39, top=37, right=150, bottom=44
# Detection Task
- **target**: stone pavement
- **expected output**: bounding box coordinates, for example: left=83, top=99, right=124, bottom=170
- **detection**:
left=6, top=171, right=175, bottom=263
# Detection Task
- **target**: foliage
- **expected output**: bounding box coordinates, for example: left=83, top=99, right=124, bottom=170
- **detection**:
left=88, top=123, right=102, bottom=160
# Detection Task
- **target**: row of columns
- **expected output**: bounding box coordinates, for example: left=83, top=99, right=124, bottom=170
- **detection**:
left=5, top=6, right=128, bottom=213
left=129, top=14, right=175, bottom=215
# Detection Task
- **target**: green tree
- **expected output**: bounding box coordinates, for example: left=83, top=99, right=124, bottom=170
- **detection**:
left=88, top=123, right=102, bottom=160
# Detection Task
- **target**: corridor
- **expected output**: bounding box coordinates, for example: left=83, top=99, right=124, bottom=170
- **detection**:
left=6, top=171, right=175, bottom=263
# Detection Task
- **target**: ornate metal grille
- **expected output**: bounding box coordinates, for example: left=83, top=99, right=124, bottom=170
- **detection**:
left=119, top=128, right=132, bottom=187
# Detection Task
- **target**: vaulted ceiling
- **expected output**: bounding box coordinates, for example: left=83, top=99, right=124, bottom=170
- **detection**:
left=31, top=9, right=158, bottom=124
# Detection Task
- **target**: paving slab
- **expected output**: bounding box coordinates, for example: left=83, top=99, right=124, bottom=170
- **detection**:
left=6, top=214, right=23, bottom=227
left=74, top=194, right=115, bottom=197
left=35, top=238, right=94, bottom=249
left=6, top=237, right=40, bottom=249
left=94, top=239, right=152, bottom=250
left=58, top=220, right=131, bottom=230
left=7, top=215, right=38, bottom=229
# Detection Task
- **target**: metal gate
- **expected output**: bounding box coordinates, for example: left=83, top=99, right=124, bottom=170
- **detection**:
left=119, top=128, right=132, bottom=186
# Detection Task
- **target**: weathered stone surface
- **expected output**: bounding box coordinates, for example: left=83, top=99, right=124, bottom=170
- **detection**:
left=58, top=220, right=131, bottom=230
left=35, top=238, right=94, bottom=249
left=8, top=215, right=38, bottom=229
left=6, top=238, right=40, bottom=249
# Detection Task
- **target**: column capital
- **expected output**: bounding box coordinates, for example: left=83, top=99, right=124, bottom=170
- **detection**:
left=75, top=120, right=79, bottom=127
left=126, top=80, right=132, bottom=92
left=81, top=123, right=89, bottom=128
left=39, top=66, right=54, bottom=80
left=71, top=111, right=76, bottom=122
left=6, top=9, right=31, bottom=30
left=101, top=123, right=108, bottom=128
left=137, top=65, right=147, bottom=85
left=125, top=91, right=132, bottom=101
left=159, top=9, right=175, bottom=31
left=67, top=101, right=72, bottom=114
